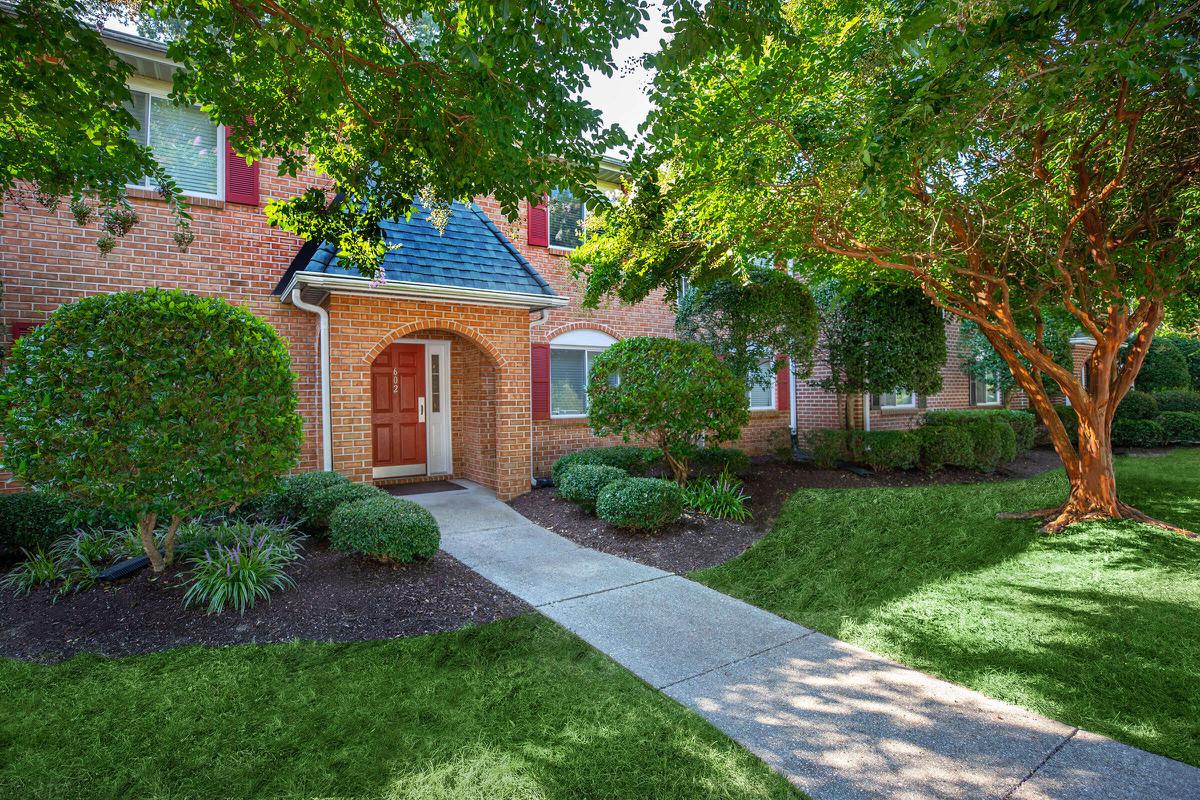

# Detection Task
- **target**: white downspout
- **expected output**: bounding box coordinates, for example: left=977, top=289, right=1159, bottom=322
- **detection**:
left=863, top=393, right=872, bottom=432
left=788, top=357, right=798, bottom=437
left=290, top=289, right=332, bottom=471
left=530, top=308, right=551, bottom=486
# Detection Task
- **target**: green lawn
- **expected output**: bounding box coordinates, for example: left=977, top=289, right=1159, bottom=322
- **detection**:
left=695, top=448, right=1200, bottom=767
left=0, top=616, right=800, bottom=800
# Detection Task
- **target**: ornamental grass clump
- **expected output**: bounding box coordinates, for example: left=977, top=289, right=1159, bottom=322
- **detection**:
left=682, top=472, right=752, bottom=522
left=181, top=530, right=301, bottom=615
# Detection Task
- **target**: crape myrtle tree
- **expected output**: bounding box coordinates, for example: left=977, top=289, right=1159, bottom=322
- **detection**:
left=572, top=0, right=1200, bottom=533
left=1, top=0, right=652, bottom=270
left=958, top=315, right=1075, bottom=406
left=814, top=281, right=947, bottom=429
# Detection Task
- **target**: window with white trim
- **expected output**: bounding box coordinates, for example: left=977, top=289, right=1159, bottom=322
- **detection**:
left=549, top=329, right=616, bottom=417
left=125, top=88, right=222, bottom=198
left=747, top=365, right=776, bottom=410
left=548, top=187, right=585, bottom=249
left=972, top=372, right=1003, bottom=406
left=880, top=389, right=918, bottom=409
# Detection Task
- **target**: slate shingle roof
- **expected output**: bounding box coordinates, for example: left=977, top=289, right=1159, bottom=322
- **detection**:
left=298, top=200, right=556, bottom=297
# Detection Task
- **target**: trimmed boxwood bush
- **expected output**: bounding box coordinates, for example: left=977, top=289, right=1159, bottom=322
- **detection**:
left=557, top=464, right=628, bottom=511
left=596, top=477, right=685, bottom=530
left=924, top=409, right=1035, bottom=453
left=303, top=482, right=388, bottom=535
left=1159, top=411, right=1200, bottom=444
left=0, top=491, right=75, bottom=555
left=923, top=411, right=1017, bottom=471
left=329, top=496, right=440, bottom=562
left=915, top=425, right=975, bottom=471
left=1112, top=418, right=1166, bottom=448
left=849, top=431, right=920, bottom=471
left=1153, top=389, right=1200, bottom=413
left=803, top=428, right=847, bottom=469
left=266, top=471, right=350, bottom=522
left=550, top=446, right=663, bottom=485
left=690, top=446, right=751, bottom=477
left=1116, top=390, right=1160, bottom=421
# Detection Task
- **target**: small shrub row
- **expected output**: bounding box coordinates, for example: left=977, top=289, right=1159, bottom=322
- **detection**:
left=557, top=464, right=628, bottom=511
left=848, top=430, right=921, bottom=471
left=688, top=446, right=751, bottom=477
left=805, top=418, right=1016, bottom=474
left=329, top=496, right=440, bottom=563
left=923, top=412, right=1018, bottom=472
left=550, top=446, right=663, bottom=485
left=596, top=478, right=685, bottom=530
left=1154, top=389, right=1200, bottom=413
left=924, top=409, right=1034, bottom=454
left=1116, top=390, right=1159, bottom=421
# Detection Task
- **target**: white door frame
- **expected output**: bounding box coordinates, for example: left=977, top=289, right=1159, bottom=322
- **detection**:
left=370, top=339, right=453, bottom=479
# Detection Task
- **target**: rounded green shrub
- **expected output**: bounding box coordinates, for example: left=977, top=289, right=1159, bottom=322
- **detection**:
left=923, top=411, right=1017, bottom=471
left=265, top=471, right=351, bottom=522
left=595, top=477, right=685, bottom=530
left=803, top=428, right=848, bottom=468
left=0, top=289, right=303, bottom=571
left=1159, top=411, right=1200, bottom=444
left=0, top=491, right=74, bottom=555
left=1134, top=338, right=1191, bottom=391
left=329, top=496, right=440, bottom=562
left=1153, top=389, right=1200, bottom=413
left=303, top=481, right=388, bottom=536
left=557, top=464, right=628, bottom=511
left=851, top=431, right=920, bottom=471
left=1116, top=390, right=1160, bottom=421
left=923, top=409, right=1035, bottom=453
left=550, top=446, right=663, bottom=485
left=915, top=425, right=975, bottom=471
left=690, top=446, right=751, bottom=477
left=587, top=337, right=749, bottom=484
left=1112, top=418, right=1166, bottom=448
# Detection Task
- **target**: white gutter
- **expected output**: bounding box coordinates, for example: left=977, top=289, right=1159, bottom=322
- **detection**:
left=289, top=289, right=333, bottom=471
left=281, top=272, right=568, bottom=311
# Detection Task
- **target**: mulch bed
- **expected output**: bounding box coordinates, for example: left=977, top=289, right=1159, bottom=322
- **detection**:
left=509, top=448, right=1065, bottom=574
left=0, top=544, right=529, bottom=663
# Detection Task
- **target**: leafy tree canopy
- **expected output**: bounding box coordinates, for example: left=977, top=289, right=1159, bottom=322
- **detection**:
left=572, top=0, right=1200, bottom=531
left=1, top=0, right=654, bottom=270
left=814, top=281, right=946, bottom=401
left=675, top=264, right=818, bottom=389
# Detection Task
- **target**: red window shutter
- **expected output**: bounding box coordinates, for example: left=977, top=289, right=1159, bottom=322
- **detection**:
left=224, top=130, right=260, bottom=206
left=528, top=196, right=549, bottom=247
left=11, top=321, right=37, bottom=342
left=775, top=357, right=790, bottom=411
left=531, top=343, right=551, bottom=419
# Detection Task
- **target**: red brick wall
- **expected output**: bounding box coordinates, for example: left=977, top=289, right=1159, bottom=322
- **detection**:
left=0, top=167, right=326, bottom=493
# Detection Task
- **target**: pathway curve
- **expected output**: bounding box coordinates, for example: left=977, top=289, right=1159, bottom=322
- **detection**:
left=410, top=481, right=1200, bottom=800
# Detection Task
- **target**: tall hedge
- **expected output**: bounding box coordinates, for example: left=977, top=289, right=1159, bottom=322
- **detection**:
left=0, top=289, right=303, bottom=571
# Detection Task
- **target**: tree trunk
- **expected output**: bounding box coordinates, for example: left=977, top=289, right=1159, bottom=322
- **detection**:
left=138, top=512, right=165, bottom=573
left=663, top=449, right=689, bottom=485
left=162, top=514, right=183, bottom=567
left=1041, top=408, right=1121, bottom=531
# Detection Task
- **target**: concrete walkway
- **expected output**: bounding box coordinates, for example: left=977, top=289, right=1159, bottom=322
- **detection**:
left=410, top=481, right=1200, bottom=800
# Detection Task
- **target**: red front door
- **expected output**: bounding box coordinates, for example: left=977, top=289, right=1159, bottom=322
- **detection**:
left=371, top=343, right=426, bottom=469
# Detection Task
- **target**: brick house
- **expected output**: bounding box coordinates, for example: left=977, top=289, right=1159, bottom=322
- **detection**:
left=1, top=30, right=1089, bottom=499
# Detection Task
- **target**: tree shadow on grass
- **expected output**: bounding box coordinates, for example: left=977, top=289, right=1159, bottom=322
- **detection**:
left=0, top=616, right=801, bottom=800
left=868, top=580, right=1200, bottom=767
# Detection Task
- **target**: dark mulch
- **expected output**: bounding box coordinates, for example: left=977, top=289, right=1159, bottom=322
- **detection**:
left=0, top=543, right=529, bottom=663
left=510, top=448, right=1066, bottom=573
left=508, top=490, right=764, bottom=574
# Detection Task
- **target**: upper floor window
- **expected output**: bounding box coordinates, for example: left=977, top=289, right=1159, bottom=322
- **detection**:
left=548, top=188, right=585, bottom=250
left=549, top=329, right=616, bottom=418
left=125, top=89, right=222, bottom=198
left=880, top=389, right=918, bottom=409
left=972, top=372, right=1003, bottom=406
